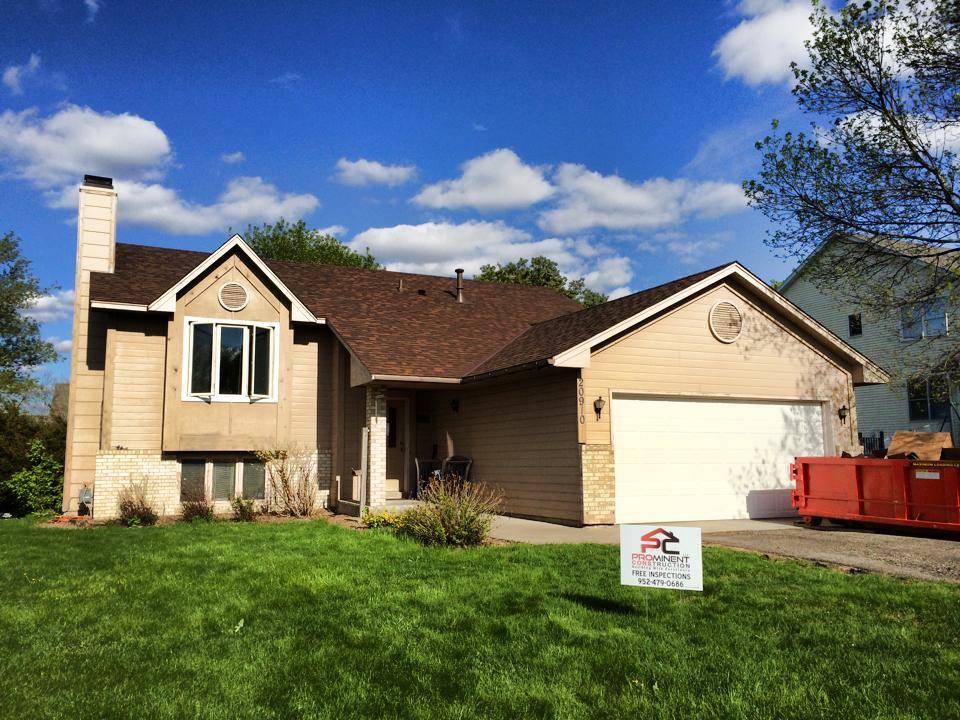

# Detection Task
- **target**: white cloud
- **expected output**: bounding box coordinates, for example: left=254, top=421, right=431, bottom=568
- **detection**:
left=221, top=151, right=245, bottom=164
left=24, top=290, right=74, bottom=322
left=317, top=224, right=347, bottom=237
left=48, top=337, right=72, bottom=353
left=2, top=53, right=41, bottom=96
left=538, top=163, right=746, bottom=234
left=472, top=122, right=487, bottom=132
left=84, top=0, right=101, bottom=22
left=412, top=148, right=555, bottom=211
left=106, top=177, right=318, bottom=235
left=0, top=105, right=171, bottom=187
left=350, top=220, right=631, bottom=295
left=714, top=0, right=813, bottom=86
left=668, top=239, right=723, bottom=265
left=270, top=72, right=302, bottom=88
left=0, top=105, right=319, bottom=235
left=334, top=158, right=417, bottom=187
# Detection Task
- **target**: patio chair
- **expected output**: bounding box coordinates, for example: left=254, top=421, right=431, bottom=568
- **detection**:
left=414, top=457, right=442, bottom=498
left=441, top=455, right=472, bottom=482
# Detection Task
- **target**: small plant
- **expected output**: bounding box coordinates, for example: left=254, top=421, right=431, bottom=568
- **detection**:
left=363, top=509, right=404, bottom=529
left=180, top=491, right=215, bottom=523
left=398, top=478, right=502, bottom=547
left=231, top=495, right=258, bottom=522
left=117, top=480, right=158, bottom=527
left=256, top=446, right=318, bottom=517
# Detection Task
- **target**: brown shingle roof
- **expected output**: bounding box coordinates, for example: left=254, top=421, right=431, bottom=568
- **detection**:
left=465, top=263, right=732, bottom=378
left=90, top=243, right=583, bottom=378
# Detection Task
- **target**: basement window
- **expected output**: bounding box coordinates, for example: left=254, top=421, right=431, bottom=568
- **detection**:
left=184, top=318, right=278, bottom=402
left=179, top=458, right=266, bottom=502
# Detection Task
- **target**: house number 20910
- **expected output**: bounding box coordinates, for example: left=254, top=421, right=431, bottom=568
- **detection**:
left=577, top=378, right=585, bottom=424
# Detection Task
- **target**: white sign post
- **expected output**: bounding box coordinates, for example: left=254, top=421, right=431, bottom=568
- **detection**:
left=620, top=525, right=703, bottom=592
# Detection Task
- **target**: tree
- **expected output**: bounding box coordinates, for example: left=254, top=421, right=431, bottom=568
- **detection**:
left=242, top=219, right=380, bottom=269
left=745, top=0, right=960, bottom=375
left=0, top=231, right=56, bottom=402
left=476, top=256, right=608, bottom=308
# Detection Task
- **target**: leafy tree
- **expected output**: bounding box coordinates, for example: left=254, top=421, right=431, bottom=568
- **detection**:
left=0, top=404, right=65, bottom=515
left=476, top=256, right=608, bottom=308
left=242, top=219, right=380, bottom=269
left=745, top=0, right=960, bottom=374
left=7, top=438, right=63, bottom=515
left=0, top=231, right=56, bottom=402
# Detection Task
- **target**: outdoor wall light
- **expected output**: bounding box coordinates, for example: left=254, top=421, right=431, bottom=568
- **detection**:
left=593, top=396, right=606, bottom=421
left=838, top=405, right=849, bottom=425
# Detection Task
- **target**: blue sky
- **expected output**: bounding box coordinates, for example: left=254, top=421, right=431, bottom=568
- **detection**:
left=1, top=0, right=818, bottom=381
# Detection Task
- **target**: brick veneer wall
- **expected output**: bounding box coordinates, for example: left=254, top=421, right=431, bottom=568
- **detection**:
left=365, top=385, right=387, bottom=509
left=94, top=450, right=181, bottom=520
left=581, top=444, right=615, bottom=525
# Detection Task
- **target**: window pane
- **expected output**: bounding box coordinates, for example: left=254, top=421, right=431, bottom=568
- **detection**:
left=848, top=313, right=862, bottom=337
left=190, top=323, right=213, bottom=394
left=252, top=327, right=271, bottom=396
left=242, top=461, right=265, bottom=500
left=929, top=376, right=951, bottom=419
left=924, top=301, right=947, bottom=337
left=218, top=326, right=245, bottom=395
left=907, top=379, right=930, bottom=420
left=212, top=462, right=235, bottom=501
left=901, top=306, right=922, bottom=339
left=180, top=461, right=205, bottom=502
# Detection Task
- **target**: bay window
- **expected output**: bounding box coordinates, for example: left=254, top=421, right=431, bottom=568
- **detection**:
left=184, top=318, right=278, bottom=402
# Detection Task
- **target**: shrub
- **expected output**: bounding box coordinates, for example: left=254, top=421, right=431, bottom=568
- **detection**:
left=180, top=491, right=215, bottom=523
left=363, top=509, right=405, bottom=529
left=231, top=495, right=258, bottom=522
left=6, top=439, right=63, bottom=516
left=398, top=478, right=502, bottom=547
left=117, top=481, right=158, bottom=527
left=256, top=447, right=318, bottom=517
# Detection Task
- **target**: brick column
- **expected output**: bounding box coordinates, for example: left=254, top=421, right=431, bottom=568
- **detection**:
left=365, top=385, right=387, bottom=509
left=581, top=444, right=616, bottom=524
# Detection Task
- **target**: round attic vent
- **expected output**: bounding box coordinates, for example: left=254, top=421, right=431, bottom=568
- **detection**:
left=709, top=301, right=743, bottom=343
left=218, top=282, right=249, bottom=311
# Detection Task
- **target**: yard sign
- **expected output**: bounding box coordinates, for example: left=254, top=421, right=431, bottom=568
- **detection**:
left=620, top=525, right=703, bottom=591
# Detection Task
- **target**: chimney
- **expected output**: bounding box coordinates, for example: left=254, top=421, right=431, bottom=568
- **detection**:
left=62, top=175, right=117, bottom=516
left=455, top=268, right=464, bottom=303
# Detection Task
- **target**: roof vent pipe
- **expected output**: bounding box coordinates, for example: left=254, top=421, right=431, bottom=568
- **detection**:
left=455, top=268, right=464, bottom=303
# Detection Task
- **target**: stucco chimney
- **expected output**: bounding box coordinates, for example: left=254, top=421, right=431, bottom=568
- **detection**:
left=455, top=268, right=464, bottom=303
left=62, top=175, right=117, bottom=515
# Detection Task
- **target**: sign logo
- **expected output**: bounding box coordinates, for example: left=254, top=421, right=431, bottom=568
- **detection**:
left=640, top=527, right=680, bottom=554
left=620, top=525, right=703, bottom=592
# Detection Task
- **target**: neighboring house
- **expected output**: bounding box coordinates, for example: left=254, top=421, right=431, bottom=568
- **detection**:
left=63, top=176, right=885, bottom=525
left=781, top=236, right=954, bottom=447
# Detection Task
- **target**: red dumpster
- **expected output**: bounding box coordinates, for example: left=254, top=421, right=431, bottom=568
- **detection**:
left=791, top=457, right=960, bottom=534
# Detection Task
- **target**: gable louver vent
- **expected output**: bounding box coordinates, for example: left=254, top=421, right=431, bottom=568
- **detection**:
left=218, top=282, right=249, bottom=311
left=709, top=301, right=743, bottom=343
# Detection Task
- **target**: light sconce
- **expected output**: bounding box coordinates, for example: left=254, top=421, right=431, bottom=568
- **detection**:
left=593, top=396, right=606, bottom=421
left=838, top=405, right=849, bottom=425
left=450, top=398, right=460, bottom=414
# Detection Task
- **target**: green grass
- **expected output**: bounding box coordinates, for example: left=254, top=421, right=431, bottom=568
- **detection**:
left=0, top=519, right=958, bottom=720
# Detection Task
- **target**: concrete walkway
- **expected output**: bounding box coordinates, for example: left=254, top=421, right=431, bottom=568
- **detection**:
left=489, top=515, right=799, bottom=544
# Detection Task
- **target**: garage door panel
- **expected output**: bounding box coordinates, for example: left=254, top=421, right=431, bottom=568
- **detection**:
left=613, top=396, right=825, bottom=523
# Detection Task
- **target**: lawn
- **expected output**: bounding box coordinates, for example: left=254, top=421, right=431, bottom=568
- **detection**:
left=0, top=519, right=958, bottom=720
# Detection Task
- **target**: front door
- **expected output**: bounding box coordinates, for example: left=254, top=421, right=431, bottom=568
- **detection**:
left=385, top=399, right=406, bottom=499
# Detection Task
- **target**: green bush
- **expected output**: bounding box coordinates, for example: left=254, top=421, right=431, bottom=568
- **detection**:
left=362, top=509, right=405, bottom=529
left=7, top=439, right=63, bottom=516
left=117, top=481, right=158, bottom=527
left=231, top=496, right=258, bottom=522
left=398, top=479, right=502, bottom=547
left=0, top=403, right=66, bottom=516
left=181, top=492, right=215, bottom=523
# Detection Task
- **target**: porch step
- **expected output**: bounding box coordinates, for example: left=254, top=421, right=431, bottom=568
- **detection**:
left=386, top=490, right=403, bottom=500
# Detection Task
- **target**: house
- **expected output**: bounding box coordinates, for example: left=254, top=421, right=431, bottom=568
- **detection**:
left=781, top=235, right=955, bottom=448
left=62, top=175, right=886, bottom=525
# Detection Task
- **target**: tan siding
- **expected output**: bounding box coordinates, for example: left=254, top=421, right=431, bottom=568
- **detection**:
left=421, top=369, right=582, bottom=523
left=104, top=315, right=167, bottom=450
left=290, top=326, right=334, bottom=450
left=582, top=284, right=859, bottom=454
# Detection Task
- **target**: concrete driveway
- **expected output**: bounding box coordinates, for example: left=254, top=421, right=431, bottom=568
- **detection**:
left=489, top=515, right=960, bottom=583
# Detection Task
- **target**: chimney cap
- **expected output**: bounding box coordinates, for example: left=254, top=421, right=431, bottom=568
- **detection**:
left=83, top=174, right=114, bottom=189
left=455, top=268, right=464, bottom=275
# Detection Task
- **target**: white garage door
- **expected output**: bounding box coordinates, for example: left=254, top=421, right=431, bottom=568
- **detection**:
left=612, top=395, right=827, bottom=523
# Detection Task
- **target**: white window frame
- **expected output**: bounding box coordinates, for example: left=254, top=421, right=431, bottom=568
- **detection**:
left=900, top=301, right=949, bottom=341
left=182, top=316, right=280, bottom=403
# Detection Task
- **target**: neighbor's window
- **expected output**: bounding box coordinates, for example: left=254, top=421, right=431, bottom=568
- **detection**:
left=185, top=319, right=277, bottom=401
left=848, top=313, right=862, bottom=337
left=907, top=376, right=951, bottom=421
left=901, top=300, right=947, bottom=340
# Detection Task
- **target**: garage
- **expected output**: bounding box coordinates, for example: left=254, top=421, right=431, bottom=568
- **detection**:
left=612, top=395, right=828, bottom=523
